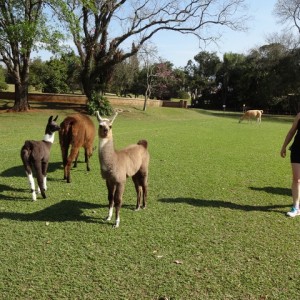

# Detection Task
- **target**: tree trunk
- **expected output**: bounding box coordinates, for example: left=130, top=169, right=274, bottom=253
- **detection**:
left=9, top=83, right=30, bottom=112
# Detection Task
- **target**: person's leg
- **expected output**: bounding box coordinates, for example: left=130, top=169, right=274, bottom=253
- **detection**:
left=287, top=163, right=300, bottom=217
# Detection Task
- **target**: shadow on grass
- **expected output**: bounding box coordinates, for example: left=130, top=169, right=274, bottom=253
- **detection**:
left=0, top=100, right=87, bottom=113
left=0, top=200, right=103, bottom=223
left=1, top=162, right=63, bottom=178
left=249, top=186, right=290, bottom=196
left=159, top=198, right=289, bottom=213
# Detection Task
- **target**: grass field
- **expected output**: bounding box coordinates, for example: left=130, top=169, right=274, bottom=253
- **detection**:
left=0, top=104, right=299, bottom=299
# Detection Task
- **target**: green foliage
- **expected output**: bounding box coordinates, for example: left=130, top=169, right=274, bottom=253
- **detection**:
left=86, top=92, right=113, bottom=116
left=176, top=90, right=190, bottom=99
left=0, top=66, right=8, bottom=90
left=0, top=106, right=299, bottom=299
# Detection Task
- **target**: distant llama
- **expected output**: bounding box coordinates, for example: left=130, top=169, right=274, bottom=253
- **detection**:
left=21, top=116, right=60, bottom=201
left=239, top=110, right=263, bottom=123
left=59, top=113, right=96, bottom=183
left=96, top=111, right=150, bottom=228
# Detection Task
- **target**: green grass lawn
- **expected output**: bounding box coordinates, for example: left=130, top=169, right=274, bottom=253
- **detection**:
left=0, top=105, right=299, bottom=299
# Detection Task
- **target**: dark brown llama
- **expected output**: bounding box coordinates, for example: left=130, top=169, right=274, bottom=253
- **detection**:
left=20, top=116, right=60, bottom=201
left=59, top=113, right=96, bottom=183
left=96, top=111, right=150, bottom=228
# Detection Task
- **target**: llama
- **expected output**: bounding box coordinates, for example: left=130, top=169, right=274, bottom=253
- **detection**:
left=96, top=111, right=150, bottom=228
left=239, top=110, right=263, bottom=123
left=20, top=115, right=60, bottom=201
left=59, top=113, right=96, bottom=183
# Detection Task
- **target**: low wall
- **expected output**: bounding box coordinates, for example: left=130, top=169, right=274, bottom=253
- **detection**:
left=0, top=91, right=187, bottom=109
left=162, top=99, right=188, bottom=108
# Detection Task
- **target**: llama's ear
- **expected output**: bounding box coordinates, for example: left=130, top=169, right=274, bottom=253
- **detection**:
left=53, top=115, right=58, bottom=121
left=95, top=111, right=102, bottom=122
left=48, top=116, right=53, bottom=123
left=110, top=111, right=118, bottom=125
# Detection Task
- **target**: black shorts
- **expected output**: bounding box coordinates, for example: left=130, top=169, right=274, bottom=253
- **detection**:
left=291, top=149, right=300, bottom=163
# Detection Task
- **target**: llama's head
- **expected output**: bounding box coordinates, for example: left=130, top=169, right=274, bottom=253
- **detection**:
left=96, top=111, right=118, bottom=139
left=45, top=116, right=60, bottom=135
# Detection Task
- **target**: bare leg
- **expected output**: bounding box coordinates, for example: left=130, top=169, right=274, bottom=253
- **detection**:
left=291, top=163, right=300, bottom=209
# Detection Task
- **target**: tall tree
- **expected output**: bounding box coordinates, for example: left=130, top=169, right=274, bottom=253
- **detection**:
left=0, top=0, right=63, bottom=111
left=51, top=0, right=248, bottom=103
left=274, top=0, right=300, bottom=34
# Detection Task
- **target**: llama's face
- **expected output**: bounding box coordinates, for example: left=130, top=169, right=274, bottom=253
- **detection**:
left=45, top=116, right=60, bottom=135
left=98, top=120, right=112, bottom=139
left=96, top=111, right=117, bottom=139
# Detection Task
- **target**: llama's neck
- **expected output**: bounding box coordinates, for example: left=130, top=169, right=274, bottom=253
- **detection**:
left=99, top=137, right=115, bottom=158
left=98, top=137, right=116, bottom=174
left=43, top=133, right=55, bottom=144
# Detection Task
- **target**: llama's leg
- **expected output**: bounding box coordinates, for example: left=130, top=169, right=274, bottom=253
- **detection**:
left=26, top=171, right=37, bottom=201
left=34, top=161, right=46, bottom=199
left=132, top=174, right=142, bottom=210
left=84, top=148, right=90, bottom=171
left=105, top=180, right=116, bottom=222
left=85, top=146, right=94, bottom=171
left=66, top=146, right=79, bottom=183
left=42, top=161, right=48, bottom=191
left=141, top=174, right=148, bottom=209
left=73, top=151, right=79, bottom=168
left=37, top=162, right=48, bottom=194
left=114, top=183, right=125, bottom=228
left=60, top=141, right=69, bottom=180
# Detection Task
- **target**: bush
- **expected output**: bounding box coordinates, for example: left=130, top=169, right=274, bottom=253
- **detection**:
left=87, top=92, right=114, bottom=116
left=176, top=90, right=190, bottom=99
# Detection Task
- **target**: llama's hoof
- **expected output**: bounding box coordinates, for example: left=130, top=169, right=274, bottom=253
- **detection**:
left=113, top=223, right=119, bottom=228
left=134, top=207, right=140, bottom=211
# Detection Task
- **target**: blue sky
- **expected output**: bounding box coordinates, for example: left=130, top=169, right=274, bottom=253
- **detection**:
left=152, top=0, right=287, bottom=67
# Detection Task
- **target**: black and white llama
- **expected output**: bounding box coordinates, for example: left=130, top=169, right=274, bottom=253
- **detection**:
left=20, top=116, right=60, bottom=201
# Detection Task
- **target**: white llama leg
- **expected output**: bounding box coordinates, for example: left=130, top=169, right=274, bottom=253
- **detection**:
left=106, top=207, right=113, bottom=221
left=27, top=172, right=37, bottom=201
left=43, top=176, right=47, bottom=191
left=37, top=176, right=47, bottom=193
left=114, top=217, right=120, bottom=228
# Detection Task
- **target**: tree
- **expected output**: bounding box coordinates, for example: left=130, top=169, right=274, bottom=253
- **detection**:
left=274, top=0, right=300, bottom=34
left=185, top=51, right=221, bottom=103
left=0, top=65, right=8, bottom=91
left=52, top=0, right=248, bottom=105
left=110, top=54, right=139, bottom=96
left=0, top=0, right=63, bottom=111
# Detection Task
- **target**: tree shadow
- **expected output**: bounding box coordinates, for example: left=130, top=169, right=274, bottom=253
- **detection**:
left=249, top=186, right=290, bottom=196
left=0, top=200, right=104, bottom=223
left=158, top=198, right=289, bottom=214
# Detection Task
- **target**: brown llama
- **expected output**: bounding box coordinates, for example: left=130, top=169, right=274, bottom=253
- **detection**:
left=21, top=116, right=60, bottom=201
left=239, top=110, right=263, bottom=123
left=96, top=111, right=150, bottom=228
left=59, top=113, right=96, bottom=183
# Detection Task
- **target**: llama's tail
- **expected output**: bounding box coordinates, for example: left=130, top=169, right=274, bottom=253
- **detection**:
left=21, top=141, right=33, bottom=174
left=137, top=139, right=148, bottom=149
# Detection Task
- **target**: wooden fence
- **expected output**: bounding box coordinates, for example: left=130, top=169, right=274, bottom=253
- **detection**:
left=0, top=92, right=188, bottom=109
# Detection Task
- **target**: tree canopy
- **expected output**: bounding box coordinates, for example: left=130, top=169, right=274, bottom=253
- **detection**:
left=50, top=0, right=247, bottom=105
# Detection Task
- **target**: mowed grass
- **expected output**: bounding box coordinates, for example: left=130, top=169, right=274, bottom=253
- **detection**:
left=0, top=105, right=299, bottom=299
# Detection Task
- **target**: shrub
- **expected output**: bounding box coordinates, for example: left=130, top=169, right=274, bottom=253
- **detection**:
left=87, top=92, right=114, bottom=116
